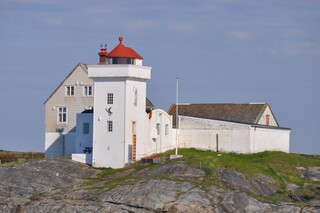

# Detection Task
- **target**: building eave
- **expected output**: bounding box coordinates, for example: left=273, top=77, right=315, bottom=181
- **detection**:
left=43, top=63, right=88, bottom=105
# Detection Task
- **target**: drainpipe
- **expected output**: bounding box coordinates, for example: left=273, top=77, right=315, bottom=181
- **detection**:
left=216, top=134, right=219, bottom=152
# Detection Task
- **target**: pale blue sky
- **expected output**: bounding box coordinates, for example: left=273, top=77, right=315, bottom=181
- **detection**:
left=0, top=0, right=319, bottom=153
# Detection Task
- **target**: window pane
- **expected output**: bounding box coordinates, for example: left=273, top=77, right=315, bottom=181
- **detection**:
left=58, top=107, right=67, bottom=123
left=107, top=121, right=113, bottom=132
left=83, top=123, right=89, bottom=134
left=107, top=93, right=113, bottom=104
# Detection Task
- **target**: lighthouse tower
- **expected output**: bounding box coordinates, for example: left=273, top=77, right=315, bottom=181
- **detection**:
left=88, top=37, right=151, bottom=168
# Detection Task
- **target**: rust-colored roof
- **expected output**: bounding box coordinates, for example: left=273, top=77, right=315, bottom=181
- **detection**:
left=168, top=103, right=269, bottom=127
left=107, top=37, right=143, bottom=59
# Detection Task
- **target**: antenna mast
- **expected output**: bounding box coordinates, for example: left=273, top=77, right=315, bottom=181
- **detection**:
left=175, top=76, right=179, bottom=155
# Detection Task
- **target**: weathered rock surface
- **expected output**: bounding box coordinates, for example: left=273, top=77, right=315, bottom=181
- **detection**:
left=217, top=168, right=281, bottom=196
left=297, top=167, right=320, bottom=181
left=0, top=159, right=319, bottom=212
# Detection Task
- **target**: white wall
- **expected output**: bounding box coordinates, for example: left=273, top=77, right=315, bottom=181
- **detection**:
left=88, top=64, right=151, bottom=168
left=45, top=132, right=76, bottom=157
left=91, top=78, right=126, bottom=168
left=145, top=109, right=175, bottom=156
left=250, top=127, right=290, bottom=153
left=125, top=79, right=148, bottom=163
left=75, top=113, right=93, bottom=153
left=178, top=116, right=290, bottom=154
left=72, top=153, right=92, bottom=165
left=179, top=116, right=251, bottom=153
left=257, top=105, right=278, bottom=127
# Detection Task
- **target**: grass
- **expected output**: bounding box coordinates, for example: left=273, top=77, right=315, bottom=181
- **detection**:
left=82, top=163, right=156, bottom=191
left=160, top=149, right=320, bottom=188
left=81, top=148, right=320, bottom=203
left=160, top=148, right=320, bottom=204
left=0, top=150, right=44, bottom=165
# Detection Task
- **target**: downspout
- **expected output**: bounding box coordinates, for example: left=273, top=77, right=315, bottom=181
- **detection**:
left=216, top=134, right=219, bottom=152
left=123, top=79, right=127, bottom=165
left=253, top=126, right=256, bottom=153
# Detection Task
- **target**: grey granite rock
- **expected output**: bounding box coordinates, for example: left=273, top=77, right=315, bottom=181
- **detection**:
left=1, top=159, right=319, bottom=212
left=297, top=167, right=320, bottom=181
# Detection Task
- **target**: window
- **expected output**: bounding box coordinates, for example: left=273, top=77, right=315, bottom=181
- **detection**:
left=165, top=124, right=169, bottom=135
left=132, top=121, right=136, bottom=133
left=83, top=123, right=89, bottom=134
left=58, top=107, right=67, bottom=123
left=266, top=115, right=270, bottom=126
left=107, top=121, right=113, bottom=132
left=107, top=93, right=113, bottom=104
left=66, top=86, right=74, bottom=96
left=112, top=57, right=133, bottom=65
left=83, top=86, right=93, bottom=96
left=156, top=123, right=160, bottom=135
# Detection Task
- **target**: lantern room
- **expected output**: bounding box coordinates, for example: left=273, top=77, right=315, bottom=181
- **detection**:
left=99, top=37, right=144, bottom=66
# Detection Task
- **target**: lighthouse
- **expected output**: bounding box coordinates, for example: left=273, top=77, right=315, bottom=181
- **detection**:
left=88, top=37, right=152, bottom=168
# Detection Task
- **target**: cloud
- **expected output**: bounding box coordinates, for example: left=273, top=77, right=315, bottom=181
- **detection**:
left=268, top=42, right=320, bottom=57
left=131, top=20, right=154, bottom=30
left=44, top=18, right=64, bottom=26
left=168, top=22, right=196, bottom=33
left=229, top=31, right=252, bottom=40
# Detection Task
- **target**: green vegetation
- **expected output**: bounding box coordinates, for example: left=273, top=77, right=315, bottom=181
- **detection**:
left=163, top=148, right=320, bottom=183
left=0, top=150, right=44, bottom=166
left=82, top=148, right=320, bottom=203
left=83, top=164, right=156, bottom=191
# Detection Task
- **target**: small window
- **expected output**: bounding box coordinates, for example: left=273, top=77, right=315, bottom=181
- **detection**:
left=83, top=123, right=89, bottom=134
left=57, top=107, right=67, bottom=123
left=132, top=121, right=136, bottom=134
left=156, top=123, right=160, bottom=135
left=66, top=86, right=74, bottom=96
left=165, top=124, right=169, bottom=135
left=107, top=121, right=113, bottom=132
left=83, top=86, right=93, bottom=96
left=266, top=115, right=270, bottom=126
left=107, top=93, right=113, bottom=104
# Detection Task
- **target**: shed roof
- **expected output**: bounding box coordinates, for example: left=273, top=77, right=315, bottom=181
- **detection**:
left=107, top=37, right=143, bottom=59
left=168, top=103, right=272, bottom=127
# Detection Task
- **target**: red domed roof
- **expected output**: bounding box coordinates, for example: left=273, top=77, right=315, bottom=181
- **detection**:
left=107, top=37, right=143, bottom=60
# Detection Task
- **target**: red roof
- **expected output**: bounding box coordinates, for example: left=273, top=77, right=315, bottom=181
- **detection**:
left=107, top=37, right=143, bottom=59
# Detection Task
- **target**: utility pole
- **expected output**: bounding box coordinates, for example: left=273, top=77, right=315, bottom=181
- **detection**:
left=175, top=76, right=179, bottom=155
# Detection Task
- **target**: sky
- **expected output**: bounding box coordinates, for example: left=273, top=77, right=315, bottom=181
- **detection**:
left=0, top=0, right=319, bottom=154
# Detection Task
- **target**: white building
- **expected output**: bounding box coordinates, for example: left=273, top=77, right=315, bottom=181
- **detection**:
left=45, top=37, right=291, bottom=168
left=44, top=63, right=94, bottom=157
left=168, top=103, right=290, bottom=153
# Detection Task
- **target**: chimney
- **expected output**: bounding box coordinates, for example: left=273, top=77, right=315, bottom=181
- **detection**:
left=98, top=45, right=108, bottom=64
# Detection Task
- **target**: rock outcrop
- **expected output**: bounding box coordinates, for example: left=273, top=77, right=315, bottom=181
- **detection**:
left=297, top=167, right=320, bottom=181
left=0, top=159, right=319, bottom=212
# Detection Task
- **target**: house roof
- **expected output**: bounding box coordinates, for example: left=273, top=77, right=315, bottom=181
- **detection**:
left=168, top=103, right=276, bottom=127
left=107, top=37, right=143, bottom=59
left=44, top=63, right=88, bottom=104
left=146, top=97, right=154, bottom=112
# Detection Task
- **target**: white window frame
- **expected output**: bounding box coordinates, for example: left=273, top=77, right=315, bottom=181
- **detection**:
left=83, top=123, right=89, bottom=134
left=83, top=86, right=93, bottom=96
left=57, top=107, right=67, bottom=124
left=107, top=93, right=113, bottom=104
left=107, top=120, right=113, bottom=132
left=156, top=123, right=160, bottom=135
left=65, top=86, right=74, bottom=96
left=132, top=121, right=136, bottom=134
left=165, top=124, right=169, bottom=135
